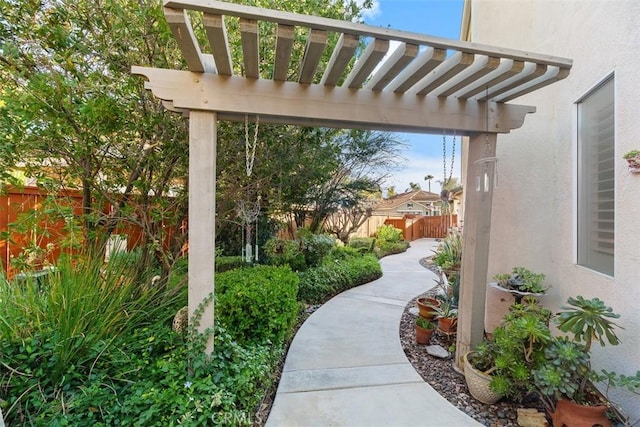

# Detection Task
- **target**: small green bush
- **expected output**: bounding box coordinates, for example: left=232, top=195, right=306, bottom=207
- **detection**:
left=298, top=231, right=335, bottom=267
left=297, top=251, right=382, bottom=304
left=348, top=237, right=376, bottom=253
left=215, top=265, right=299, bottom=344
left=216, top=255, right=248, bottom=272
left=374, top=240, right=410, bottom=258
left=375, top=224, right=403, bottom=242
left=263, top=238, right=306, bottom=271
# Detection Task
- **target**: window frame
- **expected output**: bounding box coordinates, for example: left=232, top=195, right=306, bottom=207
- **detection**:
left=574, top=73, right=615, bottom=277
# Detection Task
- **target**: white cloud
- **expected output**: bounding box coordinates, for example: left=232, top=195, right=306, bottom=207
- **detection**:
left=357, top=0, right=381, bottom=20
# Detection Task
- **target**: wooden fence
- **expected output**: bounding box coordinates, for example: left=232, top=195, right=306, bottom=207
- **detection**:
left=0, top=186, right=179, bottom=278
left=384, top=215, right=458, bottom=241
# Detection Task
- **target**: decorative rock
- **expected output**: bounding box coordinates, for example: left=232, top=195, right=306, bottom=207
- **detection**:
left=517, top=408, right=549, bottom=427
left=408, top=306, right=419, bottom=316
left=426, top=344, right=450, bottom=359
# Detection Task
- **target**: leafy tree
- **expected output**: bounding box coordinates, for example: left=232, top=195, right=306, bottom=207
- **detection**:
left=424, top=174, right=434, bottom=192
left=407, top=182, right=421, bottom=191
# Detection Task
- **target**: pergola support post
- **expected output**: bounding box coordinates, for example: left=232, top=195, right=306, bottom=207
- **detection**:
left=188, top=110, right=217, bottom=353
left=455, top=132, right=497, bottom=370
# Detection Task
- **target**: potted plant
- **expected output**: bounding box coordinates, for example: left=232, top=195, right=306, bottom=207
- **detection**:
left=491, top=267, right=549, bottom=303
left=415, top=316, right=436, bottom=345
left=416, top=296, right=440, bottom=319
left=463, top=340, right=503, bottom=404
left=623, top=149, right=640, bottom=172
left=532, top=296, right=623, bottom=426
left=475, top=298, right=552, bottom=403
left=432, top=229, right=462, bottom=277
left=433, top=299, right=458, bottom=333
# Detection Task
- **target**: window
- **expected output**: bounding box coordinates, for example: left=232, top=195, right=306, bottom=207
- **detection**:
left=577, top=76, right=614, bottom=276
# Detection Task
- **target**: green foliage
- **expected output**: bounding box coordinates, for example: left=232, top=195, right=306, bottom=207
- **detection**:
left=347, top=237, right=376, bottom=253
left=297, top=250, right=382, bottom=304
left=493, top=267, right=549, bottom=294
left=215, top=265, right=299, bottom=345
left=375, top=224, right=403, bottom=242
left=216, top=255, right=249, bottom=273
left=298, top=230, right=336, bottom=267
left=555, top=296, right=621, bottom=351
left=263, top=238, right=306, bottom=271
left=488, top=300, right=553, bottom=401
left=415, top=317, right=436, bottom=330
left=264, top=232, right=335, bottom=271
left=533, top=338, right=590, bottom=404
left=0, top=253, right=183, bottom=386
left=432, top=229, right=463, bottom=270
left=365, top=224, right=409, bottom=258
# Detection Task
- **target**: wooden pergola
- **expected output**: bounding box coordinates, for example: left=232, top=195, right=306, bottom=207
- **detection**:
left=133, top=0, right=572, bottom=366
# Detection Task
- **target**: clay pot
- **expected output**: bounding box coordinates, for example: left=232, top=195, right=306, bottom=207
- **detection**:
left=551, top=398, right=612, bottom=427
left=438, top=316, right=457, bottom=333
left=416, top=297, right=440, bottom=319
left=415, top=323, right=435, bottom=345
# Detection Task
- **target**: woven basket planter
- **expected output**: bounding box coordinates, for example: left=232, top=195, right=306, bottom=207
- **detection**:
left=463, top=352, right=502, bottom=405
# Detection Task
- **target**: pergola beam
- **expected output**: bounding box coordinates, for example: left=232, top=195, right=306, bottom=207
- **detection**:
left=164, top=0, right=573, bottom=69
left=133, top=66, right=536, bottom=134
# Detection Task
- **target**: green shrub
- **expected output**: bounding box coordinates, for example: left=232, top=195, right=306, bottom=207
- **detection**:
left=297, top=252, right=382, bottom=304
left=432, top=229, right=463, bottom=270
left=298, top=231, right=335, bottom=267
left=263, top=238, right=306, bottom=271
left=347, top=237, right=376, bottom=253
left=0, top=254, right=183, bottom=386
left=374, top=240, right=410, bottom=258
left=216, top=255, right=248, bottom=272
left=375, top=224, right=403, bottom=242
left=215, top=265, right=299, bottom=344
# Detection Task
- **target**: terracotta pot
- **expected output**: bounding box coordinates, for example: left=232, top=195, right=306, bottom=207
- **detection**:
left=416, top=297, right=439, bottom=319
left=463, top=352, right=502, bottom=404
left=415, top=323, right=435, bottom=345
left=551, top=398, right=612, bottom=427
left=438, top=316, right=457, bottom=333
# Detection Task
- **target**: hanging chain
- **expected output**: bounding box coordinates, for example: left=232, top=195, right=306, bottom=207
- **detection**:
left=442, top=131, right=447, bottom=185
left=442, top=131, right=456, bottom=186
left=245, top=114, right=259, bottom=176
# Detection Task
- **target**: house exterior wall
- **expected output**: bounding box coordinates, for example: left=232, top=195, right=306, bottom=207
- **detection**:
left=470, top=0, right=640, bottom=417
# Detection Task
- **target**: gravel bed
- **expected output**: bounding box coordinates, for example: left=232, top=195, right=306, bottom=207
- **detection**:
left=399, top=258, right=546, bottom=426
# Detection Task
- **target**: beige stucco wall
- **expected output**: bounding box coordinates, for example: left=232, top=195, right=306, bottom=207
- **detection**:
left=470, top=0, right=640, bottom=418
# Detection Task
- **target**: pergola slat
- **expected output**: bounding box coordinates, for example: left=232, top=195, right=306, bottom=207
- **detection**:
left=387, top=47, right=446, bottom=94
left=298, top=28, right=328, bottom=84
left=343, top=38, right=389, bottom=89
left=493, top=66, right=570, bottom=102
left=475, top=63, right=547, bottom=101
left=413, top=52, right=475, bottom=95
left=273, top=24, right=295, bottom=81
left=320, top=33, right=359, bottom=87
left=432, top=56, right=500, bottom=97
left=240, top=18, right=259, bottom=78
left=204, top=14, right=233, bottom=76
left=163, top=7, right=205, bottom=73
left=455, top=59, right=525, bottom=99
left=364, top=43, right=419, bottom=91
left=164, top=0, right=572, bottom=69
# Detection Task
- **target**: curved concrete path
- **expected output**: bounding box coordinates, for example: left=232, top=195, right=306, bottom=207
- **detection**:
left=266, top=238, right=481, bottom=426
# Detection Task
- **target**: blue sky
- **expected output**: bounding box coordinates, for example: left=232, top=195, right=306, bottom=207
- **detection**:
left=362, top=0, right=464, bottom=193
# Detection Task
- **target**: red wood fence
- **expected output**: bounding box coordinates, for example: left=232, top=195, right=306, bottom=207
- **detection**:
left=384, top=215, right=457, bottom=241
left=0, top=186, right=171, bottom=278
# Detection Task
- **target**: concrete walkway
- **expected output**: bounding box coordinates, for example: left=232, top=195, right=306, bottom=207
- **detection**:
left=266, top=238, right=481, bottom=427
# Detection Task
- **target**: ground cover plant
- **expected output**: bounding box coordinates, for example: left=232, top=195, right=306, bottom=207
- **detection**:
left=0, top=231, right=384, bottom=425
